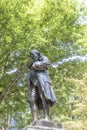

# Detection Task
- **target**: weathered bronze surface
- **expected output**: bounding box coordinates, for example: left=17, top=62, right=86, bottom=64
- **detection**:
left=28, top=50, right=57, bottom=122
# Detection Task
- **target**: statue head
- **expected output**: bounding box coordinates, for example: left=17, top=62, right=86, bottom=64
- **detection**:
left=30, top=50, right=40, bottom=61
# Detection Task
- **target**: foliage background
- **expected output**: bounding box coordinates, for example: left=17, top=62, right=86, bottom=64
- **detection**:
left=0, top=0, right=87, bottom=129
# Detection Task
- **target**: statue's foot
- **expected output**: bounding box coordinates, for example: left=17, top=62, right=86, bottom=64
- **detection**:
left=44, top=117, right=49, bottom=121
left=31, top=120, right=38, bottom=126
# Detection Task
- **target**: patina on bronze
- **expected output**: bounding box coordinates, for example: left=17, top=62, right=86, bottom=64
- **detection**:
left=28, top=50, right=57, bottom=124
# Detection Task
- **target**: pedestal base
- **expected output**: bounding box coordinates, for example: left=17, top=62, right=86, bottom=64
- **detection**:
left=23, top=126, right=64, bottom=130
left=23, top=120, right=65, bottom=130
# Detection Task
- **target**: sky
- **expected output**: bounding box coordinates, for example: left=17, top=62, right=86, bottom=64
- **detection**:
left=78, top=0, right=87, bottom=5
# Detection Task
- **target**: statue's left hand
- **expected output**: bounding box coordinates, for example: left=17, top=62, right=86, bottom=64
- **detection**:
left=32, top=61, right=48, bottom=70
left=32, top=62, right=40, bottom=69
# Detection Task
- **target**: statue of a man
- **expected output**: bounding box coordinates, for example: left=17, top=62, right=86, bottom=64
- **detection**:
left=28, top=50, right=57, bottom=123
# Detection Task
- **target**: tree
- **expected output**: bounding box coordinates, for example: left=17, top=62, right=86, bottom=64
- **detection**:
left=0, top=0, right=87, bottom=129
left=63, top=72, right=87, bottom=130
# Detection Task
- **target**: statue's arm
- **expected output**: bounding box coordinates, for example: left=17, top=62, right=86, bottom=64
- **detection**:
left=32, top=56, right=51, bottom=70
left=27, top=70, right=32, bottom=93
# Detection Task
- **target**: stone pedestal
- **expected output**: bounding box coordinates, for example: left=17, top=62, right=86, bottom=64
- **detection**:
left=23, top=126, right=64, bottom=130
left=23, top=120, right=65, bottom=130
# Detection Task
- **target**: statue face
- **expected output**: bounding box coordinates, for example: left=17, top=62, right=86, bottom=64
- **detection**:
left=30, top=53, right=38, bottom=60
left=30, top=50, right=39, bottom=61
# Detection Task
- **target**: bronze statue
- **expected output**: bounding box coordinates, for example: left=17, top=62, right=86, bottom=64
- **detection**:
left=28, top=50, right=57, bottom=123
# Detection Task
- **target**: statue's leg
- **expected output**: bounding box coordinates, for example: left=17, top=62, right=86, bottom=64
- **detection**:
left=30, top=85, right=39, bottom=122
left=44, top=102, right=50, bottom=121
left=41, top=95, right=50, bottom=121
left=30, top=99, right=38, bottom=122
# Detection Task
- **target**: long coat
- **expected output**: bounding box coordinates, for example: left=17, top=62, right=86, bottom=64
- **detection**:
left=28, top=55, right=57, bottom=109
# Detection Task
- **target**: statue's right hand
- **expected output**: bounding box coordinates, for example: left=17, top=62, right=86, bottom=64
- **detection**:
left=32, top=63, right=37, bottom=68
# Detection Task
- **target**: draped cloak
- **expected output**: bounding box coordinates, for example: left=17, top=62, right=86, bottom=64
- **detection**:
left=28, top=55, right=57, bottom=110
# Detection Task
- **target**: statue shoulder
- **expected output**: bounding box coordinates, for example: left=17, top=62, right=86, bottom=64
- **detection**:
left=39, top=55, right=50, bottom=62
